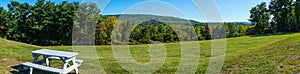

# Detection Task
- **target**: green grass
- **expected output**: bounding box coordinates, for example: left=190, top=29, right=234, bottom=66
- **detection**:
left=1, top=33, right=300, bottom=73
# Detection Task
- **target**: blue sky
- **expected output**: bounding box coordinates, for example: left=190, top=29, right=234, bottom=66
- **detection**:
left=0, top=0, right=270, bottom=22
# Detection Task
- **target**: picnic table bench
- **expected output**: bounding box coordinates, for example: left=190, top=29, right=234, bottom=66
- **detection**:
left=22, top=49, right=83, bottom=74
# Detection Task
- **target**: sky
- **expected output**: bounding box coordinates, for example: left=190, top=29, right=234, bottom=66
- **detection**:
left=0, top=0, right=271, bottom=22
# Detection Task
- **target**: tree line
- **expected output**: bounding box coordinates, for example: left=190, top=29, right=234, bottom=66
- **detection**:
left=0, top=0, right=78, bottom=45
left=250, top=0, right=300, bottom=34
left=0, top=0, right=254, bottom=46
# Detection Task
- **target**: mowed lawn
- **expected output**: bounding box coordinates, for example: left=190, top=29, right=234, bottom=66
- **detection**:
left=1, top=33, right=300, bottom=73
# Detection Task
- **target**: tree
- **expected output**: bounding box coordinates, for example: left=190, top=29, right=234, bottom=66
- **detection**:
left=194, top=26, right=205, bottom=40
left=7, top=1, right=33, bottom=43
left=74, top=2, right=100, bottom=45
left=295, top=0, right=300, bottom=30
left=5, top=0, right=78, bottom=45
left=237, top=24, right=252, bottom=36
left=249, top=2, right=270, bottom=34
left=26, top=0, right=78, bottom=45
left=46, top=1, right=78, bottom=45
left=201, top=24, right=212, bottom=40
left=31, top=0, right=48, bottom=45
left=0, top=7, right=8, bottom=38
left=97, top=16, right=118, bottom=45
left=226, top=23, right=238, bottom=37
left=269, top=0, right=294, bottom=32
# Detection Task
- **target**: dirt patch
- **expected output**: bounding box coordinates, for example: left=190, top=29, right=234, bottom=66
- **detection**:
left=0, top=58, right=23, bottom=74
left=222, top=65, right=242, bottom=74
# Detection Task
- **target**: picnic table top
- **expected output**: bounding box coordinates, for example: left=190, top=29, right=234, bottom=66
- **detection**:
left=32, top=49, right=78, bottom=58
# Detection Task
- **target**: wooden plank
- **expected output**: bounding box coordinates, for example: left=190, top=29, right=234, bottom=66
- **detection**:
left=65, top=64, right=79, bottom=73
left=22, top=62, right=64, bottom=73
left=32, top=49, right=78, bottom=58
left=48, top=57, right=61, bottom=60
left=65, top=57, right=76, bottom=62
left=75, top=59, right=83, bottom=64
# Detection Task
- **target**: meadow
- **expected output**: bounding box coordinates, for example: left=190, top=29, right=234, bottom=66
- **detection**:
left=1, top=32, right=300, bottom=73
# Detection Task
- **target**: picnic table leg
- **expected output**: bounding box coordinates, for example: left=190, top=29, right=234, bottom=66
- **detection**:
left=30, top=54, right=39, bottom=74
left=62, top=58, right=68, bottom=70
left=46, top=57, right=50, bottom=67
left=43, top=55, right=51, bottom=67
left=72, top=60, right=79, bottom=74
left=32, top=54, right=39, bottom=63
left=29, top=67, right=33, bottom=74
left=60, top=58, right=69, bottom=74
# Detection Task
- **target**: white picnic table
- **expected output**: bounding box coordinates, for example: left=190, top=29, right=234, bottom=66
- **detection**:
left=23, top=49, right=83, bottom=74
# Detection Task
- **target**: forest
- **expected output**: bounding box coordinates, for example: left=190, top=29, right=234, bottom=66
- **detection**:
left=0, top=0, right=298, bottom=46
left=249, top=0, right=300, bottom=34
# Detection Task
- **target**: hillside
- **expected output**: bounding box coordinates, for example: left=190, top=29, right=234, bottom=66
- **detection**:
left=105, top=14, right=200, bottom=25
left=0, top=33, right=300, bottom=73
left=104, top=14, right=251, bottom=25
left=0, top=38, right=41, bottom=73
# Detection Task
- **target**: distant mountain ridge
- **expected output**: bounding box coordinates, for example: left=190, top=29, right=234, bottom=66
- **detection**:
left=104, top=14, right=251, bottom=25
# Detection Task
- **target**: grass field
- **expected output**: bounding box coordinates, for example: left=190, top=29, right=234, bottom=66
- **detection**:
left=1, top=33, right=300, bottom=73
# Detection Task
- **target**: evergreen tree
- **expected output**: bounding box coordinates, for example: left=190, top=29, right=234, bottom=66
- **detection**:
left=0, top=7, right=8, bottom=38
left=295, top=0, right=300, bottom=30
left=74, top=2, right=100, bottom=45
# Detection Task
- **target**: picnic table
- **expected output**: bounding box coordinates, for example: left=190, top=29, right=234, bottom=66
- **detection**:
left=22, top=49, right=83, bottom=74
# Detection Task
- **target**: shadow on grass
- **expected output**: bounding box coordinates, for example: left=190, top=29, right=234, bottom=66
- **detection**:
left=10, top=64, right=27, bottom=74
left=10, top=64, right=76, bottom=74
left=250, top=32, right=295, bottom=37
